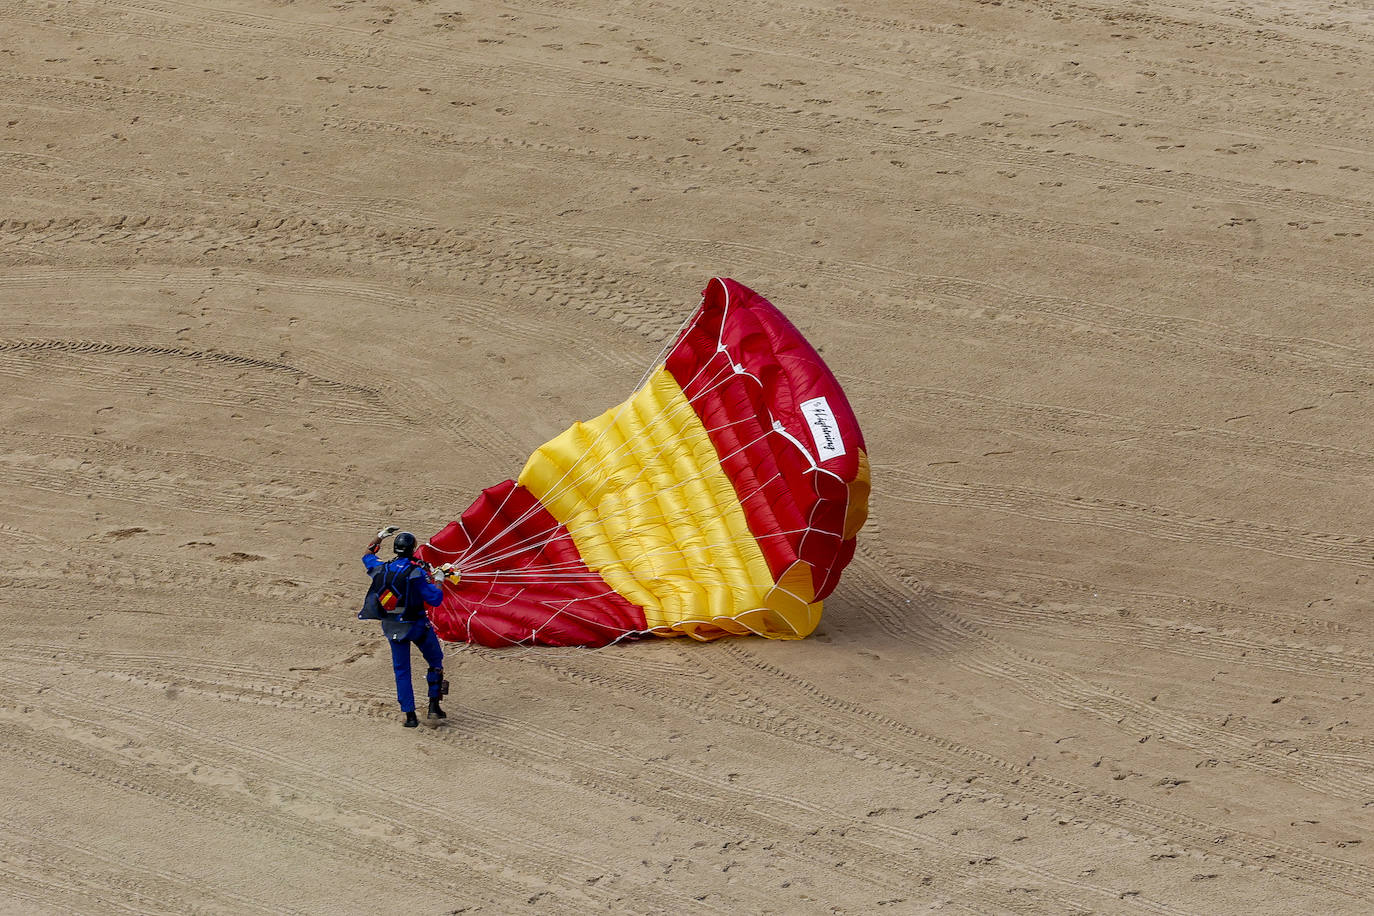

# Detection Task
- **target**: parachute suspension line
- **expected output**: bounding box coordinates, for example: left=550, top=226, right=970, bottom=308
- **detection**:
left=449, top=295, right=717, bottom=563
left=475, top=329, right=763, bottom=567
left=456, top=419, right=776, bottom=573
left=455, top=410, right=755, bottom=573
left=472, top=340, right=737, bottom=562
left=453, top=534, right=840, bottom=585
left=463, top=589, right=651, bottom=654
left=452, top=336, right=818, bottom=590
left=468, top=484, right=807, bottom=583
left=451, top=411, right=723, bottom=574
left=453, top=340, right=732, bottom=568
left=492, top=363, right=784, bottom=569
left=448, top=535, right=827, bottom=643
left=462, top=529, right=818, bottom=583
left=452, top=566, right=628, bottom=627
left=532, top=585, right=649, bottom=642
left=444, top=446, right=822, bottom=642
left=455, top=376, right=739, bottom=570
left=446, top=589, right=646, bottom=656
left=453, top=352, right=740, bottom=569
left=461, top=523, right=815, bottom=581
left=449, top=535, right=835, bottom=645
left=441, top=437, right=815, bottom=640
left=453, top=292, right=730, bottom=565
left=440, top=287, right=725, bottom=655
left=461, top=548, right=808, bottom=649
left=630, top=287, right=712, bottom=395
left=462, top=470, right=792, bottom=579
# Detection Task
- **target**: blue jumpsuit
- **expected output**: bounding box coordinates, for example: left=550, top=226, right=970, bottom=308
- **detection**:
left=362, top=554, right=445, bottom=713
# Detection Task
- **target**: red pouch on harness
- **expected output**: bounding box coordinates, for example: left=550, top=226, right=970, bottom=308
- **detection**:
left=378, top=587, right=400, bottom=612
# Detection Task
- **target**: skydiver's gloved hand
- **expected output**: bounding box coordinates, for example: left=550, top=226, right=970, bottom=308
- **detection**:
left=368, top=525, right=400, bottom=555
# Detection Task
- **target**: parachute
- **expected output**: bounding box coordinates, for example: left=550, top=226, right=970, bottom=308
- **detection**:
left=416, top=278, right=869, bottom=647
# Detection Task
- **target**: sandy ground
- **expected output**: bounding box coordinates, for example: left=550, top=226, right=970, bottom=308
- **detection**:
left=1, top=0, right=1371, bottom=912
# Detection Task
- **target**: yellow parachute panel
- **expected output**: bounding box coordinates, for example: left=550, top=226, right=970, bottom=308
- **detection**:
left=518, top=368, right=819, bottom=638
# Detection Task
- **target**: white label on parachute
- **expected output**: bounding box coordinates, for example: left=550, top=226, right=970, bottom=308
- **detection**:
left=800, top=396, right=846, bottom=461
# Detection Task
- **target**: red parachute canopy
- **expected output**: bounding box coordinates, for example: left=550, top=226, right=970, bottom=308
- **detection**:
left=417, top=278, right=869, bottom=647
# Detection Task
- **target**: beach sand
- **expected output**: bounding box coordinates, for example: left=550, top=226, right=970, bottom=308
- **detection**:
left=1, top=0, right=1371, bottom=912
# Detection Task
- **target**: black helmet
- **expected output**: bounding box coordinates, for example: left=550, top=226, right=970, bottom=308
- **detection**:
left=393, top=532, right=417, bottom=557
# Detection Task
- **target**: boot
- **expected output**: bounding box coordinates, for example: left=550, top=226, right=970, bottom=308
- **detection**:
left=403, top=710, right=419, bottom=728
left=427, top=698, right=446, bottom=720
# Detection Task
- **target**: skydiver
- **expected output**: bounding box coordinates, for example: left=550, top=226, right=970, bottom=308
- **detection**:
left=359, top=527, right=450, bottom=728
